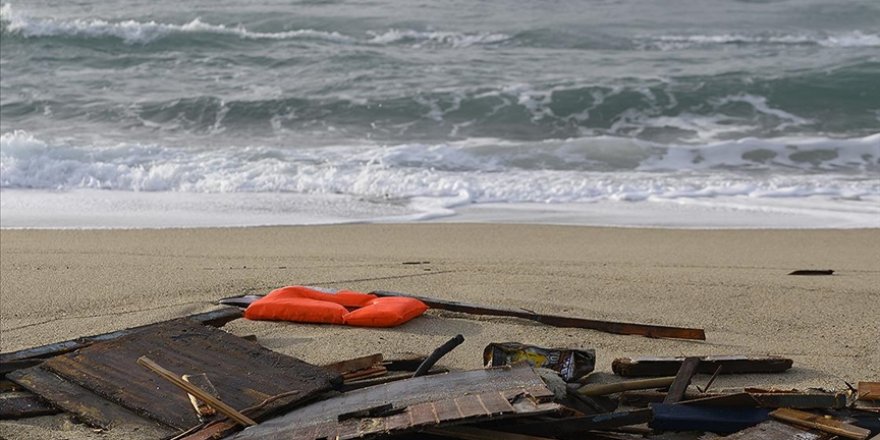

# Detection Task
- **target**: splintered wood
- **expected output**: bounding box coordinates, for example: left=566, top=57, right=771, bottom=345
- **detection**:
left=9, top=318, right=337, bottom=431
left=229, top=366, right=561, bottom=440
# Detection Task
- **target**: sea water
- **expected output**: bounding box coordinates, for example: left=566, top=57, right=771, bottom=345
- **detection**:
left=1, top=0, right=878, bottom=228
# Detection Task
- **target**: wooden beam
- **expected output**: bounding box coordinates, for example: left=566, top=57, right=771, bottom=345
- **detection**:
left=770, top=408, right=870, bottom=440
left=577, top=376, right=675, bottom=396
left=664, top=357, right=700, bottom=404
left=612, top=355, right=792, bottom=377
left=372, top=290, right=705, bottom=340
left=322, top=353, right=383, bottom=375
left=137, top=356, right=256, bottom=427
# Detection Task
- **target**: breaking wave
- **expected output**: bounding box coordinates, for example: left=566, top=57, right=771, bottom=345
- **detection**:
left=645, top=31, right=880, bottom=50
left=2, top=131, right=877, bottom=204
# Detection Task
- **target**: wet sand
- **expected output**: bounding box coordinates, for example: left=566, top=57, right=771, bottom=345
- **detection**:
left=1, top=225, right=878, bottom=438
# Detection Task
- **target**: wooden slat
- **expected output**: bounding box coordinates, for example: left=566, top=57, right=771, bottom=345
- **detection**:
left=577, top=376, right=675, bottom=396
left=34, top=318, right=336, bottom=431
left=137, top=356, right=256, bottom=427
left=373, top=290, right=705, bottom=340
left=228, top=367, right=560, bottom=440
left=770, top=408, right=870, bottom=440
left=612, top=355, right=793, bottom=377
left=7, top=366, right=172, bottom=436
left=620, top=389, right=848, bottom=409
left=723, top=420, right=834, bottom=439
left=323, top=354, right=384, bottom=374
left=0, top=308, right=242, bottom=365
left=664, top=357, right=700, bottom=403
left=0, top=391, right=60, bottom=419
left=858, top=382, right=880, bottom=401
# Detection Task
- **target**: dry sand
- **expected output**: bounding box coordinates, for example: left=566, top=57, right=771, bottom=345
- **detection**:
left=1, top=224, right=879, bottom=438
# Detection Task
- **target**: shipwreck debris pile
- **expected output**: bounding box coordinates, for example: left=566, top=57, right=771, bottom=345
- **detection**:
left=1, top=286, right=877, bottom=440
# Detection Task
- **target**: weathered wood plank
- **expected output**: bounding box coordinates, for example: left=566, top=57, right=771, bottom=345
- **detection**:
left=323, top=354, right=384, bottom=374
left=612, top=355, right=793, bottom=377
left=664, top=357, right=700, bottom=404
left=228, top=367, right=560, bottom=440
left=0, top=307, right=242, bottom=366
left=771, top=408, right=870, bottom=440
left=0, top=390, right=60, bottom=419
left=858, top=382, right=880, bottom=401
left=39, top=319, right=336, bottom=431
left=372, top=290, right=706, bottom=340
left=7, top=366, right=172, bottom=436
left=723, top=420, right=834, bottom=440
left=620, top=389, right=848, bottom=409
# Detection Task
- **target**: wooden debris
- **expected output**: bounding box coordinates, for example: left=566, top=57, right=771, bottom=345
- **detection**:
left=770, top=408, right=871, bottom=440
left=228, top=366, right=560, bottom=440
left=182, top=373, right=219, bottom=419
left=372, top=290, right=706, bottom=340
left=722, top=420, right=835, bottom=439
left=425, top=425, right=556, bottom=440
left=788, top=270, right=834, bottom=276
left=664, top=356, right=700, bottom=404
left=502, top=409, right=654, bottom=436
left=650, top=403, right=770, bottom=434
left=858, top=382, right=880, bottom=401
left=0, top=307, right=242, bottom=368
left=612, top=355, right=793, bottom=377
left=10, top=318, right=337, bottom=432
left=620, top=389, right=848, bottom=409
left=323, top=353, right=384, bottom=374
left=7, top=365, right=172, bottom=436
left=138, top=356, right=256, bottom=427
left=0, top=390, right=59, bottom=419
left=577, top=376, right=675, bottom=396
left=342, top=366, right=388, bottom=381
left=414, top=334, right=464, bottom=377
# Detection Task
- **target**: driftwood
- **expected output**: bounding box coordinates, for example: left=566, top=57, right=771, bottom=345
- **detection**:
left=372, top=290, right=706, bottom=340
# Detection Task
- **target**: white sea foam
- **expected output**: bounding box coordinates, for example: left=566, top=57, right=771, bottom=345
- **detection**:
left=366, top=29, right=510, bottom=47
left=648, top=31, right=880, bottom=50
left=0, top=4, right=353, bottom=43
left=0, top=4, right=508, bottom=47
left=3, top=130, right=878, bottom=202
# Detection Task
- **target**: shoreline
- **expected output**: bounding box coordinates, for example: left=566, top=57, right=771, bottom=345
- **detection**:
left=2, top=224, right=878, bottom=438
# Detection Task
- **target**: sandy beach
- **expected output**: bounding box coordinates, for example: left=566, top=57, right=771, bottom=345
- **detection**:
left=1, top=224, right=879, bottom=438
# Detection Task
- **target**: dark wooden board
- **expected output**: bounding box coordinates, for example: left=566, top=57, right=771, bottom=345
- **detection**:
left=619, top=390, right=848, bottom=409
left=229, top=366, right=558, bottom=440
left=612, top=355, right=792, bottom=377
left=0, top=307, right=242, bottom=366
left=36, top=318, right=338, bottom=431
left=372, top=290, right=705, bottom=340
left=664, top=357, right=700, bottom=404
left=7, top=365, right=172, bottom=436
left=0, top=390, right=60, bottom=419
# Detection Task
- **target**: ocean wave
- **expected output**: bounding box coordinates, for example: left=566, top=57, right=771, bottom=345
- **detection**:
left=646, top=31, right=880, bottom=50
left=0, top=4, right=508, bottom=47
left=0, top=4, right=353, bottom=44
left=2, top=131, right=877, bottom=203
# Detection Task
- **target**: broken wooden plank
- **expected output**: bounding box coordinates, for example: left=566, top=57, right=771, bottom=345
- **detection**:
left=182, top=373, right=218, bottom=420
left=20, top=318, right=336, bottom=431
left=722, top=420, right=835, bottom=439
left=771, top=408, right=871, bottom=440
left=788, top=270, right=834, bottom=276
left=323, top=354, right=384, bottom=375
left=664, top=357, right=700, bottom=404
left=650, top=403, right=770, bottom=434
left=499, top=409, right=654, bottom=436
left=858, top=382, right=880, bottom=401
left=7, top=366, right=173, bottom=436
left=612, top=355, right=792, bottom=377
left=0, top=307, right=242, bottom=366
left=620, top=389, right=848, bottom=409
left=372, top=290, right=706, bottom=340
left=0, top=390, right=60, bottom=419
left=228, top=366, right=560, bottom=440
left=138, top=356, right=257, bottom=427
left=425, top=426, right=556, bottom=440
left=577, top=376, right=675, bottom=396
